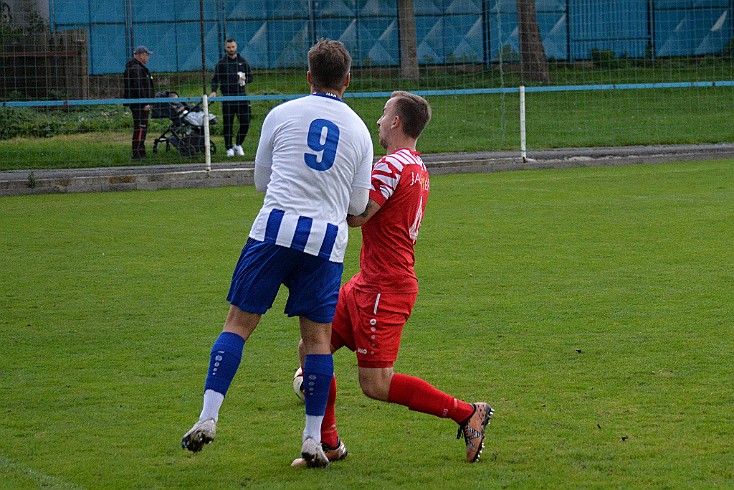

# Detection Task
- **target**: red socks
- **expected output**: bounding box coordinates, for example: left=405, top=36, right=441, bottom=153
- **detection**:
left=320, top=376, right=339, bottom=447
left=387, top=373, right=474, bottom=424
left=321, top=372, right=475, bottom=446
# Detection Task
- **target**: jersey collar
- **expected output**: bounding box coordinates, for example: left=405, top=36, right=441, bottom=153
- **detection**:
left=397, top=147, right=421, bottom=156
left=312, top=92, right=344, bottom=102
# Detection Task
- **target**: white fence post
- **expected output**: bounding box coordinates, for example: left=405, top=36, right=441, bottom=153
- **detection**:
left=520, top=85, right=527, bottom=163
left=202, top=94, right=211, bottom=171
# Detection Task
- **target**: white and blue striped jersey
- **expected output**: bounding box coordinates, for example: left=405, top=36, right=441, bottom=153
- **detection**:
left=251, top=93, right=373, bottom=263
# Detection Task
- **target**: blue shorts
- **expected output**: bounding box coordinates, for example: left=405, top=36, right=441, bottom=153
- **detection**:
left=226, top=238, right=344, bottom=324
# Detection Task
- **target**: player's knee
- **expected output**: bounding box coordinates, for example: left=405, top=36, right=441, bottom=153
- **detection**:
left=358, top=371, right=391, bottom=401
left=359, top=381, right=382, bottom=400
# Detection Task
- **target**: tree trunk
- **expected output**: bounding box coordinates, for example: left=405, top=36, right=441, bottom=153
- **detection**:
left=397, top=0, right=419, bottom=80
left=517, top=0, right=550, bottom=83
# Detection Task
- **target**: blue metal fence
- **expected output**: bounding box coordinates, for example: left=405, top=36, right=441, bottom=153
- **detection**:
left=49, top=0, right=734, bottom=75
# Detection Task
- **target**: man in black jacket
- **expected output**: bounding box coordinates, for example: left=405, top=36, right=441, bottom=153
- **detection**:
left=210, top=38, right=253, bottom=158
left=123, top=46, right=154, bottom=160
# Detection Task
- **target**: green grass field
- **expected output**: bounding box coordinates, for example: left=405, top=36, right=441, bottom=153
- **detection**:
left=1, top=160, right=733, bottom=488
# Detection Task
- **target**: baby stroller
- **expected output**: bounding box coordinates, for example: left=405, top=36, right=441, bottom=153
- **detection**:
left=152, top=91, right=218, bottom=157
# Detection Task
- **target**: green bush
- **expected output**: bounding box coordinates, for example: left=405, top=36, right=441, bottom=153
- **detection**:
left=0, top=105, right=130, bottom=139
left=591, top=48, right=620, bottom=68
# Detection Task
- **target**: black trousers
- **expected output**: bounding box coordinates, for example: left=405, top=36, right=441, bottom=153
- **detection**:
left=222, top=100, right=251, bottom=149
left=130, top=105, right=150, bottom=158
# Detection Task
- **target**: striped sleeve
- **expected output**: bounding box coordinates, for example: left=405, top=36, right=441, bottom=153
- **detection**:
left=370, top=154, right=405, bottom=206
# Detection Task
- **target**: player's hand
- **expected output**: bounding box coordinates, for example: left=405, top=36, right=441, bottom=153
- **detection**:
left=209, top=91, right=217, bottom=98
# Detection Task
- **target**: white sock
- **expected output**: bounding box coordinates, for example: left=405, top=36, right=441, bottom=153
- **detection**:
left=303, top=415, right=324, bottom=443
left=199, top=389, right=225, bottom=422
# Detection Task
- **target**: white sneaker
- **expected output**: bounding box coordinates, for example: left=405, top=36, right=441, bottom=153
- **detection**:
left=181, top=418, right=216, bottom=452
left=300, top=436, right=330, bottom=468
left=233, top=145, right=244, bottom=156
left=226, top=148, right=235, bottom=157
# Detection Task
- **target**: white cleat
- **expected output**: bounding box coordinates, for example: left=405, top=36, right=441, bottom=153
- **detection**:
left=300, top=437, right=330, bottom=468
left=291, top=438, right=347, bottom=467
left=181, top=418, right=216, bottom=452
left=233, top=145, right=245, bottom=156
left=226, top=148, right=235, bottom=157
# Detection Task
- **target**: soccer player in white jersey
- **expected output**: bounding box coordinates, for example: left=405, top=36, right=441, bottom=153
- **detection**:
left=182, top=39, right=373, bottom=468
left=293, top=92, right=493, bottom=466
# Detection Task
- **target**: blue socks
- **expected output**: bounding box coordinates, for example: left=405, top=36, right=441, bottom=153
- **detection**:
left=204, top=332, right=245, bottom=396
left=303, top=354, right=334, bottom=416
left=201, top=333, right=332, bottom=443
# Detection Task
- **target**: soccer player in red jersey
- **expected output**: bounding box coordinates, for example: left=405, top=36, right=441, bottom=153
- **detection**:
left=294, top=91, right=493, bottom=466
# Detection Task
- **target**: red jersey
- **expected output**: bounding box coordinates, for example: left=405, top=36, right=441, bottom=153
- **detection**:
left=354, top=148, right=430, bottom=293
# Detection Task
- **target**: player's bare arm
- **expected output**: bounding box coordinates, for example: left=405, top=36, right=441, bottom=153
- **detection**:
left=347, top=199, right=381, bottom=227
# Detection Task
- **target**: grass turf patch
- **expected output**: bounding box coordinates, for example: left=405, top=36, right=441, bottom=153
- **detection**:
left=0, top=161, right=732, bottom=487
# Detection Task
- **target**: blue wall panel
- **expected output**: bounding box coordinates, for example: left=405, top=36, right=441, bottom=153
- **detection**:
left=489, top=0, right=567, bottom=61
left=133, top=23, right=175, bottom=69
left=358, top=0, right=396, bottom=17
left=417, top=16, right=447, bottom=64
left=271, top=0, right=311, bottom=18
left=655, top=4, right=732, bottom=56
left=175, top=1, right=220, bottom=21
left=172, top=22, right=220, bottom=73
left=446, top=0, right=482, bottom=15
left=358, top=18, right=399, bottom=66
left=415, top=0, right=484, bottom=64
left=569, top=0, right=649, bottom=59
left=235, top=20, right=271, bottom=68
left=89, top=24, right=127, bottom=76
left=132, top=3, right=170, bottom=23
left=317, top=17, right=358, bottom=53
left=269, top=20, right=310, bottom=68
left=489, top=13, right=518, bottom=61
left=414, top=0, right=442, bottom=15
left=427, top=15, right=484, bottom=63
left=537, top=12, right=567, bottom=60
left=318, top=0, right=358, bottom=17
left=446, top=15, right=484, bottom=62
left=227, top=0, right=268, bottom=20
left=88, top=0, right=120, bottom=23
left=50, top=0, right=734, bottom=74
left=51, top=0, right=89, bottom=25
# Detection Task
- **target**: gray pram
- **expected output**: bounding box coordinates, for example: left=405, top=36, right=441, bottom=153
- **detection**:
left=151, top=91, right=217, bottom=157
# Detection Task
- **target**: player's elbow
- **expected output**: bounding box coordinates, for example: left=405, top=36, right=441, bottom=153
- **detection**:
left=347, top=187, right=369, bottom=216
left=254, top=165, right=271, bottom=192
left=347, top=214, right=366, bottom=227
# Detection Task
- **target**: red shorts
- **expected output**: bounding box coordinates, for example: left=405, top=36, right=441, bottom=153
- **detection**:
left=331, top=275, right=417, bottom=368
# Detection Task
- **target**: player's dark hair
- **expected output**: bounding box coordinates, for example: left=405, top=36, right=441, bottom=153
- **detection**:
left=390, top=91, right=432, bottom=139
left=308, top=39, right=351, bottom=92
left=225, top=38, right=236, bottom=44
